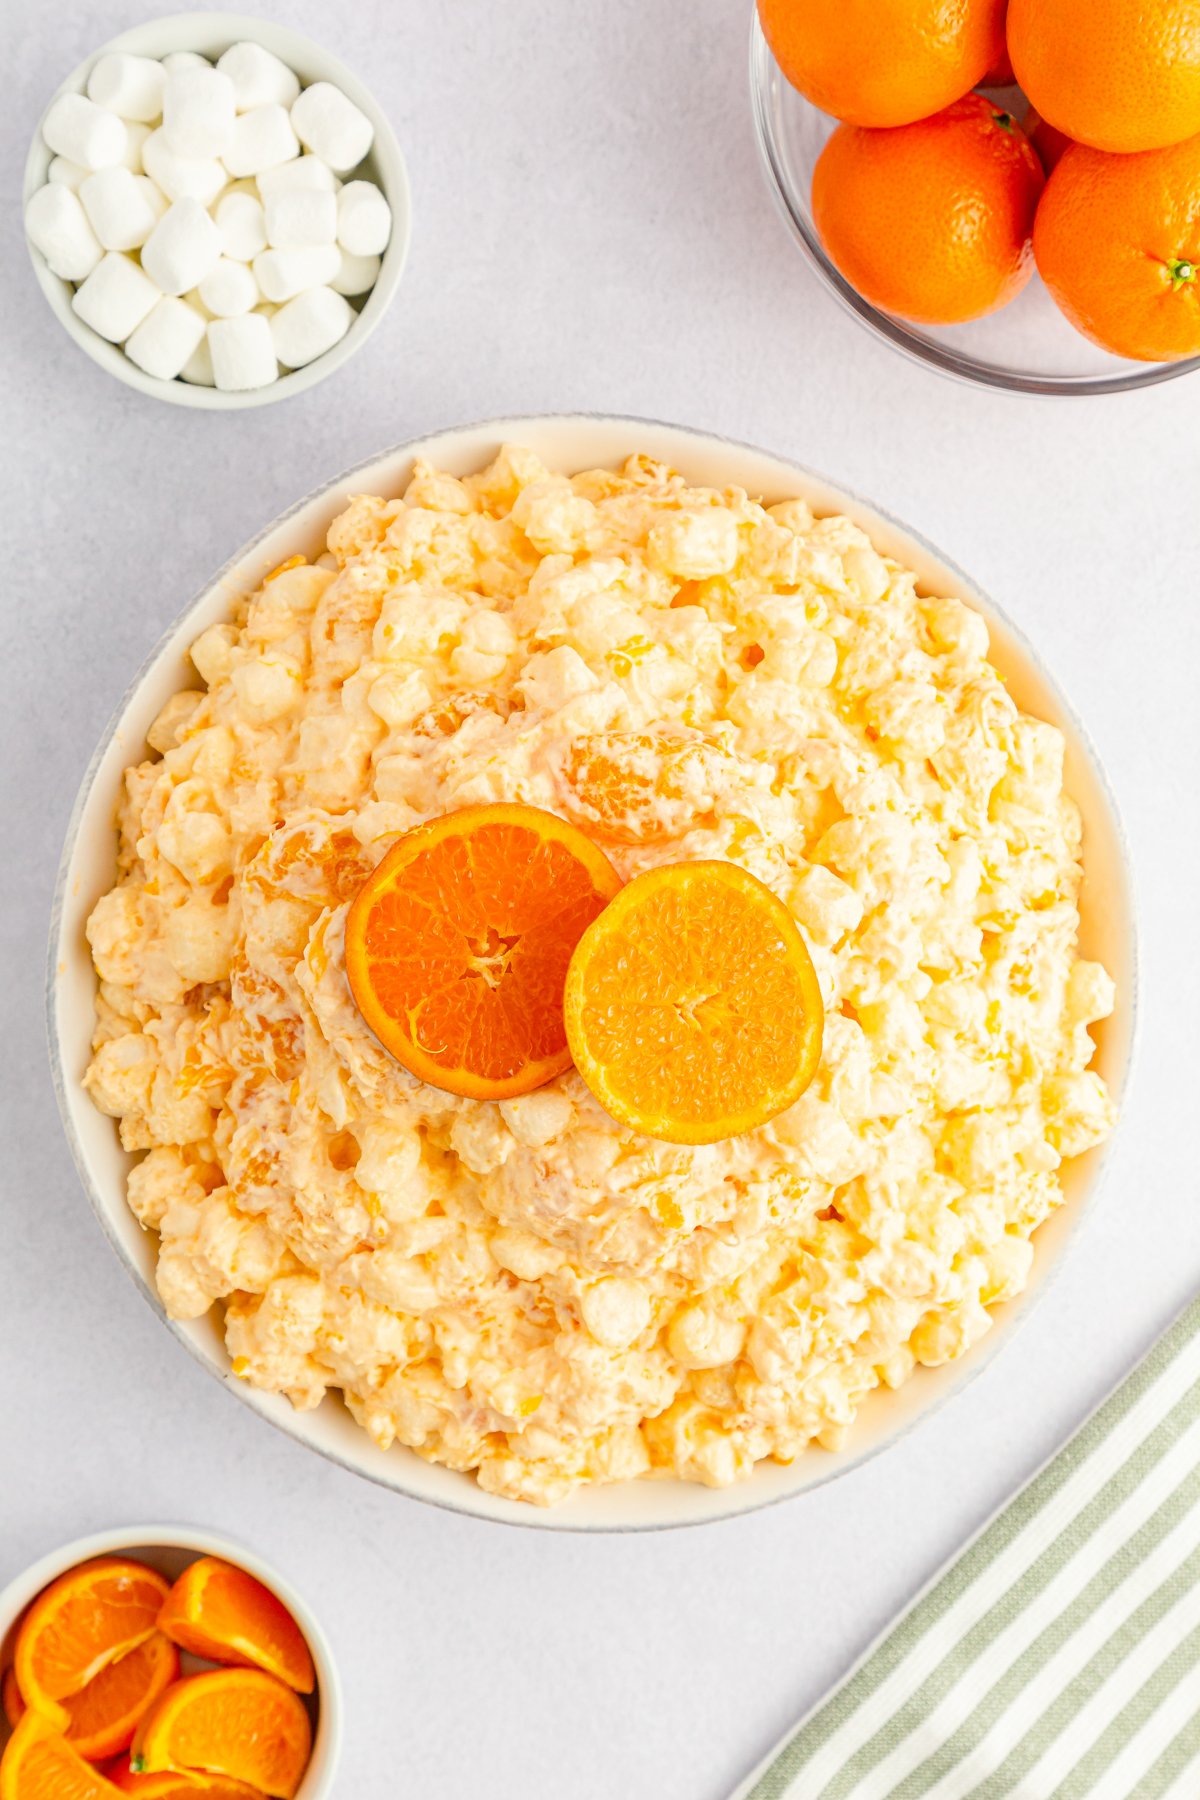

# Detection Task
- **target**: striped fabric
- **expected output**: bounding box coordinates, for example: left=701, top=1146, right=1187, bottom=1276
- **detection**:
left=738, top=1298, right=1200, bottom=1800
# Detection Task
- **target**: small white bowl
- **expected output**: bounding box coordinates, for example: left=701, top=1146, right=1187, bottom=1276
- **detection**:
left=22, top=11, right=411, bottom=410
left=48, top=415, right=1137, bottom=1530
left=0, top=1524, right=341, bottom=1797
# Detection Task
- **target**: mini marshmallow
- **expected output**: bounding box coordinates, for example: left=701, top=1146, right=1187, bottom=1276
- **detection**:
left=86, top=52, right=167, bottom=123
left=264, top=188, right=337, bottom=248
left=252, top=243, right=341, bottom=302
left=180, top=331, right=215, bottom=385
left=117, top=120, right=151, bottom=174
left=290, top=82, right=373, bottom=172
left=255, top=154, right=337, bottom=197
left=198, top=256, right=259, bottom=317
left=330, top=248, right=380, bottom=295
left=79, top=166, right=160, bottom=251
left=142, top=129, right=226, bottom=205
left=48, top=156, right=87, bottom=190
left=208, top=313, right=278, bottom=389
left=215, top=189, right=267, bottom=261
left=42, top=93, right=128, bottom=171
left=161, top=51, right=211, bottom=74
left=336, top=181, right=391, bottom=256
left=222, top=104, right=299, bottom=178
left=140, top=196, right=222, bottom=294
left=124, top=295, right=207, bottom=379
left=162, top=67, right=236, bottom=159
left=25, top=182, right=103, bottom=281
left=269, top=285, right=353, bottom=367
left=71, top=251, right=160, bottom=341
left=217, top=42, right=300, bottom=111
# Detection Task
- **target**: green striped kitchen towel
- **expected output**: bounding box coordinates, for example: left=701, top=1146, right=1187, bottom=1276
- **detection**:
left=736, top=1296, right=1200, bottom=1800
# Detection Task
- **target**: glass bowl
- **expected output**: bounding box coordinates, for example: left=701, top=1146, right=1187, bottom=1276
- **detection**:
left=748, top=14, right=1200, bottom=396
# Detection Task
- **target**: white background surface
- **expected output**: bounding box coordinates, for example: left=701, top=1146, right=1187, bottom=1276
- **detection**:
left=4, top=4, right=1199, bottom=1796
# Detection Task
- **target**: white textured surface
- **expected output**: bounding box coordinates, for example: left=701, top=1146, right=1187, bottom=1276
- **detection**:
left=3, top=4, right=1199, bottom=1798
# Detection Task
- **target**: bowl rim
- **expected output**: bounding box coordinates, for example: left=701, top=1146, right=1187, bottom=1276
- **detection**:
left=0, top=1522, right=342, bottom=1798
left=46, top=410, right=1140, bottom=1532
left=748, top=14, right=1200, bottom=399
left=22, top=9, right=411, bottom=411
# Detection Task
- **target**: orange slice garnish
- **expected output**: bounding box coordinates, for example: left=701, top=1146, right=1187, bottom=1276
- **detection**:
left=345, top=803, right=623, bottom=1098
left=0, top=1709, right=125, bottom=1800
left=157, top=1560, right=314, bottom=1695
left=564, top=860, right=824, bottom=1144
left=14, top=1561, right=170, bottom=1721
left=132, top=1670, right=311, bottom=1800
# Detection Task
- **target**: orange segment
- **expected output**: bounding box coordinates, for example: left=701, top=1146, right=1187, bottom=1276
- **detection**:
left=158, top=1560, right=314, bottom=1695
left=133, top=1670, right=311, bottom=1800
left=345, top=803, right=623, bottom=1098
left=0, top=1710, right=125, bottom=1800
left=57, top=1635, right=180, bottom=1763
left=556, top=730, right=734, bottom=845
left=14, top=1561, right=170, bottom=1718
left=109, top=1766, right=263, bottom=1796
left=564, top=860, right=824, bottom=1145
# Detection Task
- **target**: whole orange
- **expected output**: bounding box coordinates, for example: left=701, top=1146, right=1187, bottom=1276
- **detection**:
left=1034, top=135, right=1200, bottom=361
left=812, top=95, right=1044, bottom=324
left=1008, top=0, right=1200, bottom=153
left=758, top=0, right=1006, bottom=128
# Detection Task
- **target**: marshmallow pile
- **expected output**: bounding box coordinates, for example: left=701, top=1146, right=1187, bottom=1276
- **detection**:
left=26, top=41, right=394, bottom=393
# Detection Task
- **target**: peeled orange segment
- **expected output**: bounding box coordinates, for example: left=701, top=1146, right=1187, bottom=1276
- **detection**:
left=345, top=803, right=623, bottom=1099
left=0, top=1710, right=125, bottom=1800
left=57, top=1634, right=180, bottom=1763
left=564, top=860, right=824, bottom=1145
left=133, top=1670, right=311, bottom=1800
left=14, top=1561, right=171, bottom=1717
left=157, top=1560, right=314, bottom=1695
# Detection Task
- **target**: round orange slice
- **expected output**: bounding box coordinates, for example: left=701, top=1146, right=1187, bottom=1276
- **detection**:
left=564, top=860, right=824, bottom=1144
left=157, top=1560, right=314, bottom=1695
left=0, top=1709, right=125, bottom=1800
left=132, top=1670, right=311, bottom=1800
left=14, top=1561, right=171, bottom=1720
left=345, top=803, right=623, bottom=1098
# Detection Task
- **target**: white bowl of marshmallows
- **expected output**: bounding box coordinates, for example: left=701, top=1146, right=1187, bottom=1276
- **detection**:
left=23, top=12, right=411, bottom=407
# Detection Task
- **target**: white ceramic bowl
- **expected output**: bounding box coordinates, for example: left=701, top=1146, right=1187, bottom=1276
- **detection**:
left=48, top=415, right=1137, bottom=1530
left=22, top=12, right=411, bottom=410
left=0, top=1524, right=341, bottom=1797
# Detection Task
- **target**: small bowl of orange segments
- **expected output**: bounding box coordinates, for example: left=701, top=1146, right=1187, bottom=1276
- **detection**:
left=0, top=1527, right=340, bottom=1800
left=751, top=0, right=1200, bottom=394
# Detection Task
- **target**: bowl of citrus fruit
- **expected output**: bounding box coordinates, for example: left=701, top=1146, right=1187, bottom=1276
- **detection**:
left=0, top=1528, right=338, bottom=1798
left=751, top=0, right=1200, bottom=393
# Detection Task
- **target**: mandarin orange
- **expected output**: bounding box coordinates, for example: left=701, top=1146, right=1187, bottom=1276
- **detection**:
left=158, top=1560, right=314, bottom=1695
left=1034, top=135, right=1200, bottom=361
left=344, top=804, right=622, bottom=1099
left=0, top=1710, right=125, bottom=1800
left=564, top=861, right=824, bottom=1145
left=812, top=94, right=1043, bottom=323
left=758, top=0, right=1006, bottom=127
left=132, top=1670, right=311, bottom=1800
left=13, top=1562, right=170, bottom=1722
left=55, top=1636, right=179, bottom=1763
left=1008, top=0, right=1200, bottom=153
